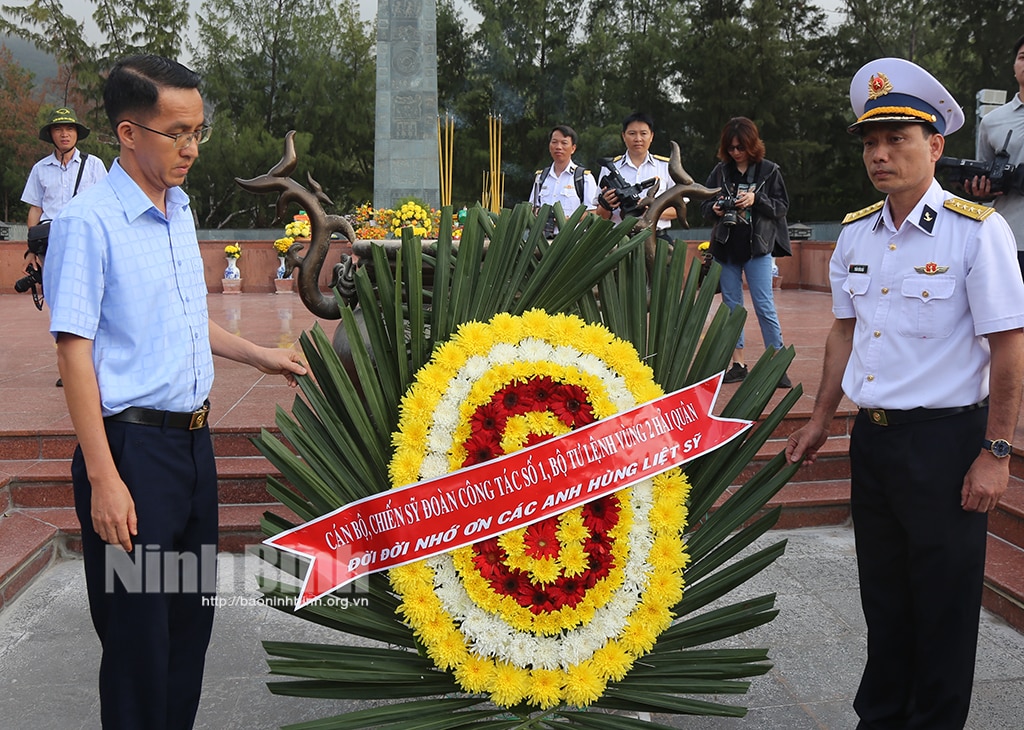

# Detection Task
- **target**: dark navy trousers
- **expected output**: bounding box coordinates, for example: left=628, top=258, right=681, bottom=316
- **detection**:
left=73, top=419, right=218, bottom=730
left=850, top=407, right=988, bottom=730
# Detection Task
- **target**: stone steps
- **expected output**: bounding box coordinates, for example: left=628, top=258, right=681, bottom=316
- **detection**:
left=2, top=419, right=1022, bottom=632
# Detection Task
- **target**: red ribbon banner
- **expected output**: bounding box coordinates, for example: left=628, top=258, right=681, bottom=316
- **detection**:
left=265, top=373, right=751, bottom=608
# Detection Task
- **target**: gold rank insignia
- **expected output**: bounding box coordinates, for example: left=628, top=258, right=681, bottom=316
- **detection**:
left=842, top=200, right=884, bottom=224
left=943, top=198, right=994, bottom=221
left=867, top=72, right=893, bottom=100
left=914, top=262, right=949, bottom=275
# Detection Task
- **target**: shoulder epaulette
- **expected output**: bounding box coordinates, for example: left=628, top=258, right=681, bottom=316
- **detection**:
left=534, top=169, right=543, bottom=175
left=653, top=154, right=670, bottom=162
left=943, top=197, right=995, bottom=221
left=612, top=155, right=623, bottom=162
left=842, top=201, right=884, bottom=225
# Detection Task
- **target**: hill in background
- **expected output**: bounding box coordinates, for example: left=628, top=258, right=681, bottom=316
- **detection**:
left=1, top=33, right=57, bottom=89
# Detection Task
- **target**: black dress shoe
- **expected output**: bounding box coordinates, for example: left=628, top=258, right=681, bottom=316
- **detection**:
left=776, top=372, right=792, bottom=389
left=55, top=378, right=63, bottom=387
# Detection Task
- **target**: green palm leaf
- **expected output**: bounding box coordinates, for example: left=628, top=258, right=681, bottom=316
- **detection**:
left=251, top=203, right=800, bottom=727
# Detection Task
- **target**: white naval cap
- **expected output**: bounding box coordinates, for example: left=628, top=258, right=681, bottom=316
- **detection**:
left=848, top=57, right=964, bottom=136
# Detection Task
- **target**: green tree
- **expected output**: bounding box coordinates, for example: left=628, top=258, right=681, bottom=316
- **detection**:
left=191, top=0, right=375, bottom=223
left=0, top=45, right=43, bottom=221
left=464, top=0, right=585, bottom=203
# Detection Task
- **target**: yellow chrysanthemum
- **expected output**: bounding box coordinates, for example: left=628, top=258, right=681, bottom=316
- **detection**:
left=646, top=569, right=684, bottom=606
left=527, top=668, right=564, bottom=709
left=591, top=641, right=633, bottom=681
left=489, top=312, right=525, bottom=343
left=557, top=542, right=588, bottom=576
left=454, top=654, right=494, bottom=693
left=527, top=557, right=560, bottom=585
left=563, top=660, right=606, bottom=706
left=617, top=617, right=659, bottom=654
left=647, top=499, right=688, bottom=533
left=490, top=662, right=530, bottom=707
left=396, top=584, right=442, bottom=623
left=430, top=629, right=470, bottom=670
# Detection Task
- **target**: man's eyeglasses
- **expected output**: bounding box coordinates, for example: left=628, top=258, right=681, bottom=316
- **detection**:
left=123, top=120, right=212, bottom=149
left=727, top=144, right=745, bottom=152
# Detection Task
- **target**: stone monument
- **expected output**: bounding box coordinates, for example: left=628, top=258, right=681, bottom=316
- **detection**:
left=374, top=0, right=440, bottom=209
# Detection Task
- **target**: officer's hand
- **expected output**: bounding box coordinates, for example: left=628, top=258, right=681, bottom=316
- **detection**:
left=961, top=453, right=1010, bottom=513
left=786, top=422, right=829, bottom=465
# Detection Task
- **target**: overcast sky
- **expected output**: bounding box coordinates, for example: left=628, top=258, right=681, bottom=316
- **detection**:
left=36, top=0, right=845, bottom=68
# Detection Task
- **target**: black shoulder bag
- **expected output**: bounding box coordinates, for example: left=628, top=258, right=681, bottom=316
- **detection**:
left=26, top=152, right=90, bottom=257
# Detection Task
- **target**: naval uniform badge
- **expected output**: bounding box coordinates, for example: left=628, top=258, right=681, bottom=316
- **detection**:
left=914, top=262, right=949, bottom=275
left=919, top=205, right=937, bottom=233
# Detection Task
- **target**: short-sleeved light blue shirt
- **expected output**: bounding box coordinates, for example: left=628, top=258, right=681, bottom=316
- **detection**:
left=20, top=148, right=107, bottom=220
left=44, top=159, right=214, bottom=416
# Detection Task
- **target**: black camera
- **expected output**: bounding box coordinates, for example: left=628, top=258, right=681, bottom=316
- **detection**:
left=597, top=157, right=658, bottom=218
left=716, top=193, right=742, bottom=227
left=14, top=263, right=44, bottom=310
left=936, top=130, right=1024, bottom=196
left=14, top=263, right=42, bottom=293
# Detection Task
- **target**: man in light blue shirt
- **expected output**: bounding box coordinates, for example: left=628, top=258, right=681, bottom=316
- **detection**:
left=21, top=107, right=107, bottom=264
left=44, top=55, right=306, bottom=730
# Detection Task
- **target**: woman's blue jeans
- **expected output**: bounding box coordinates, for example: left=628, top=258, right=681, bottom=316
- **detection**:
left=717, top=253, right=784, bottom=352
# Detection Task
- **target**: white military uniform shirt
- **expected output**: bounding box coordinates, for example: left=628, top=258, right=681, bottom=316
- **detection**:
left=831, top=179, right=1024, bottom=409
left=595, top=151, right=672, bottom=229
left=529, top=160, right=599, bottom=215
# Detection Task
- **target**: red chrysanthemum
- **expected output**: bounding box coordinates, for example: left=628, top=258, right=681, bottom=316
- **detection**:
left=523, top=519, right=561, bottom=559
left=517, top=582, right=558, bottom=614
left=526, top=376, right=557, bottom=405
left=550, top=384, right=596, bottom=427
left=463, top=431, right=502, bottom=467
left=547, top=576, right=587, bottom=609
left=472, top=538, right=508, bottom=580
left=470, top=402, right=507, bottom=435
left=582, top=496, right=620, bottom=533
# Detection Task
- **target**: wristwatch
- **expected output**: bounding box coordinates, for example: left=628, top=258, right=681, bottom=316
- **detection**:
left=982, top=438, right=1012, bottom=458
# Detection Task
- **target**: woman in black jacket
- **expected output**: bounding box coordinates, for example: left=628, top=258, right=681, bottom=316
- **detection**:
left=701, top=116, right=792, bottom=388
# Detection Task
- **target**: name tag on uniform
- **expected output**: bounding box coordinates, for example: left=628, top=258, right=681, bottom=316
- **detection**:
left=849, top=264, right=868, bottom=274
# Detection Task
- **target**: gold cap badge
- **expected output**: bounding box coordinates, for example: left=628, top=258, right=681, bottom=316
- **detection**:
left=867, top=72, right=893, bottom=100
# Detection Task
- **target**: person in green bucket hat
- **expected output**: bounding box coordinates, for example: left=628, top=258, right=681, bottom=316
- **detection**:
left=21, top=106, right=107, bottom=237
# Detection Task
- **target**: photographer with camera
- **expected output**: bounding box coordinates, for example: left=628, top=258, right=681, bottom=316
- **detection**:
left=594, top=112, right=676, bottom=237
left=701, top=116, right=792, bottom=387
left=964, top=34, right=1024, bottom=278
left=21, top=107, right=107, bottom=269
left=529, top=125, right=599, bottom=237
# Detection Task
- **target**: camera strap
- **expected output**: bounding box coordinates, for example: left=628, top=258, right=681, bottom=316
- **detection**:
left=73, top=152, right=89, bottom=197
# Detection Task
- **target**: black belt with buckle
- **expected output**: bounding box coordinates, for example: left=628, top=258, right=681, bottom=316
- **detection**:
left=860, top=399, right=988, bottom=427
left=106, top=400, right=211, bottom=430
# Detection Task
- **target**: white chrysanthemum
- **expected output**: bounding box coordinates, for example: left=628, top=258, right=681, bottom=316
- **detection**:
left=461, top=355, right=490, bottom=381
